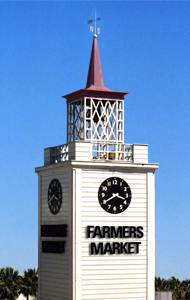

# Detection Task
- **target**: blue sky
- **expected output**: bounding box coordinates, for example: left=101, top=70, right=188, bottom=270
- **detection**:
left=0, top=1, right=190, bottom=279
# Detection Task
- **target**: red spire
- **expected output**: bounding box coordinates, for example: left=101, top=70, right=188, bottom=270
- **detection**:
left=85, top=37, right=112, bottom=91
left=63, top=36, right=128, bottom=103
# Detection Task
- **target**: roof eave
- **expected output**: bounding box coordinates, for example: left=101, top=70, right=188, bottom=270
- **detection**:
left=63, top=89, right=128, bottom=103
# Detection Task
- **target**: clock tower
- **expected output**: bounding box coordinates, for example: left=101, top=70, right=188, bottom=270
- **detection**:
left=35, top=36, right=158, bottom=300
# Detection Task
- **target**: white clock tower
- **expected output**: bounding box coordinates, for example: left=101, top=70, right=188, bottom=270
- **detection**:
left=35, top=36, right=158, bottom=300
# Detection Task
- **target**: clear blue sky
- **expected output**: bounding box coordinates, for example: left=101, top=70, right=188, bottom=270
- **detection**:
left=0, top=1, right=190, bottom=279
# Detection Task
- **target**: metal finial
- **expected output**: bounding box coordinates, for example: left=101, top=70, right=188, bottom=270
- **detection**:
left=87, top=11, right=100, bottom=37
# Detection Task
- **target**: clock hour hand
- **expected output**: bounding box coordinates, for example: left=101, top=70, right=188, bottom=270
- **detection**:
left=48, top=195, right=54, bottom=204
left=54, top=196, right=59, bottom=201
left=103, top=193, right=117, bottom=203
left=115, top=194, right=125, bottom=200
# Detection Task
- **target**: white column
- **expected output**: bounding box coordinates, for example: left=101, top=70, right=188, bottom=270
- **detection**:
left=147, top=171, right=155, bottom=300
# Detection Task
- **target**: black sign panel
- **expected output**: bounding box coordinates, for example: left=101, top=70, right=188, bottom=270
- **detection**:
left=42, top=241, right=66, bottom=253
left=41, top=224, right=67, bottom=237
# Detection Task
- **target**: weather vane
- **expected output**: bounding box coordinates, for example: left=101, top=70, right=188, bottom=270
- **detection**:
left=87, top=11, right=100, bottom=37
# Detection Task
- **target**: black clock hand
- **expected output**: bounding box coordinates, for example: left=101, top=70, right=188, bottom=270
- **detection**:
left=104, top=193, right=117, bottom=203
left=116, top=194, right=125, bottom=200
left=48, top=195, right=54, bottom=204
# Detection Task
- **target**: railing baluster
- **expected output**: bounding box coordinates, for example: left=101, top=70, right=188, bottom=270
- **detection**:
left=48, top=142, right=133, bottom=164
left=50, top=143, right=69, bottom=164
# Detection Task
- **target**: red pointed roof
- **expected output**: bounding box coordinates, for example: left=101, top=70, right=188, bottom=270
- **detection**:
left=63, top=36, right=128, bottom=103
left=85, top=37, right=112, bottom=91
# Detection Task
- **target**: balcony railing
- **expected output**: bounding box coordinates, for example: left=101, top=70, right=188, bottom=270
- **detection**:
left=92, top=142, right=133, bottom=162
left=44, top=141, right=137, bottom=165
left=44, top=144, right=69, bottom=165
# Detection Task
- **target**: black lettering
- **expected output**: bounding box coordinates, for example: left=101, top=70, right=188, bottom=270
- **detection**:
left=111, top=226, right=123, bottom=238
left=136, top=226, right=144, bottom=238
left=120, top=242, right=128, bottom=254
left=103, top=243, right=113, bottom=254
left=128, top=242, right=141, bottom=253
left=134, top=242, right=141, bottom=253
left=103, top=226, right=111, bottom=238
left=90, top=242, right=103, bottom=254
left=90, top=241, right=141, bottom=255
left=94, top=226, right=103, bottom=238
left=122, top=226, right=130, bottom=238
left=87, top=226, right=94, bottom=238
left=112, top=242, right=121, bottom=254
left=128, top=242, right=135, bottom=253
left=129, top=226, right=137, bottom=238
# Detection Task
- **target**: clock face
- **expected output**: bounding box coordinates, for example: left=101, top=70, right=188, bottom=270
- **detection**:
left=98, top=177, right=131, bottom=214
left=47, top=179, right=62, bottom=215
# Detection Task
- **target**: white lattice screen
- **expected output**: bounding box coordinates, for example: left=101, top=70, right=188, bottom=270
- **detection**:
left=67, top=97, right=124, bottom=144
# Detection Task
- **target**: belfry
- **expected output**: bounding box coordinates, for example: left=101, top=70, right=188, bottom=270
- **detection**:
left=65, top=36, right=128, bottom=160
left=35, top=35, right=158, bottom=300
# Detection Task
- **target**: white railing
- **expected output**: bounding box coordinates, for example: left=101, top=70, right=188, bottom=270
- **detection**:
left=92, top=142, right=133, bottom=162
left=44, top=141, right=133, bottom=165
left=49, top=144, right=69, bottom=164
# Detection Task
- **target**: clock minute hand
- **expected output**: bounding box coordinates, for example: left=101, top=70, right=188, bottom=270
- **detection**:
left=48, top=195, right=54, bottom=204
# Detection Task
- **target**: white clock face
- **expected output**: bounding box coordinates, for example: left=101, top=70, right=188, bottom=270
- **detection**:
left=98, top=177, right=132, bottom=214
left=47, top=179, right=62, bottom=215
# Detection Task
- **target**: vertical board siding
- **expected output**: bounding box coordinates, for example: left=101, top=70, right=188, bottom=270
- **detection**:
left=77, top=169, right=148, bottom=300
left=40, top=169, right=71, bottom=300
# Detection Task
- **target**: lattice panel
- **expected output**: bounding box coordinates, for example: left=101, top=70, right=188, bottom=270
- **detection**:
left=67, top=97, right=124, bottom=144
left=67, top=99, right=84, bottom=142
left=89, top=98, right=123, bottom=143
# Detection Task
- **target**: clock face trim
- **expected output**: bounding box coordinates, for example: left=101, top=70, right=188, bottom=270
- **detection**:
left=47, top=179, right=62, bottom=215
left=98, top=177, right=132, bottom=214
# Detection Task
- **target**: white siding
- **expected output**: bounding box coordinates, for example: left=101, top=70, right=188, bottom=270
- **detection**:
left=36, top=161, right=157, bottom=300
left=133, top=144, right=148, bottom=163
left=39, top=168, right=72, bottom=300
left=74, top=169, right=149, bottom=300
left=69, top=141, right=92, bottom=161
left=44, top=148, right=51, bottom=166
left=147, top=172, right=155, bottom=300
